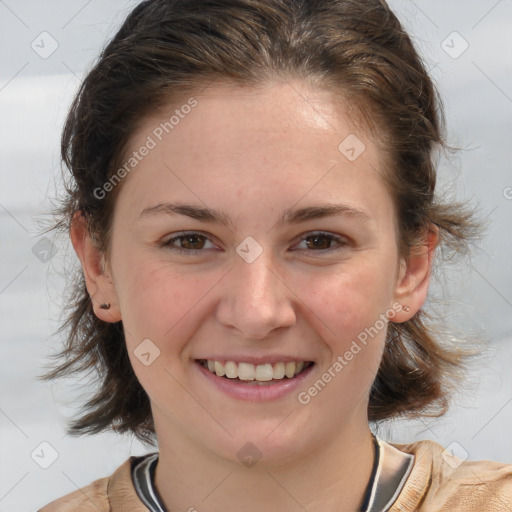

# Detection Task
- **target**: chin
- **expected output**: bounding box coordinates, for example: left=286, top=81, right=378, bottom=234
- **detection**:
left=202, top=415, right=317, bottom=468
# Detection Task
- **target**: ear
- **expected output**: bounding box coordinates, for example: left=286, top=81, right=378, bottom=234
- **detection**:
left=392, top=226, right=438, bottom=323
left=69, top=211, right=121, bottom=323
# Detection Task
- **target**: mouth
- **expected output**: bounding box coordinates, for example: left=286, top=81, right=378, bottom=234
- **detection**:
left=196, top=359, right=315, bottom=385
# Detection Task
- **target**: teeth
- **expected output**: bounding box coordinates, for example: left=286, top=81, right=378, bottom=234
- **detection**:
left=285, top=362, right=296, bottom=378
left=238, top=362, right=255, bottom=381
left=225, top=361, right=238, bottom=378
left=201, top=359, right=310, bottom=381
left=255, top=363, right=273, bottom=381
left=273, top=362, right=285, bottom=379
left=214, top=361, right=225, bottom=377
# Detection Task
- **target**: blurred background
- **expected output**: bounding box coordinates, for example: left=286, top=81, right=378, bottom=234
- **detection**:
left=0, top=1, right=511, bottom=510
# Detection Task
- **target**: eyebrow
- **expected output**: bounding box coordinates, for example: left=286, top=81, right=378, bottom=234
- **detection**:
left=138, top=202, right=370, bottom=228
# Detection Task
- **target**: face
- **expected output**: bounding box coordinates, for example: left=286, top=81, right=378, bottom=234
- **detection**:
left=99, top=80, right=415, bottom=464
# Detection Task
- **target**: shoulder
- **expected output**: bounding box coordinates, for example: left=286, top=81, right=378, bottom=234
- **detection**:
left=37, top=474, right=111, bottom=511
left=388, top=439, right=512, bottom=512
left=37, top=454, right=152, bottom=511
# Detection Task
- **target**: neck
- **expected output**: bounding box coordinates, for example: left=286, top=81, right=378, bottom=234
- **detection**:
left=153, top=413, right=375, bottom=512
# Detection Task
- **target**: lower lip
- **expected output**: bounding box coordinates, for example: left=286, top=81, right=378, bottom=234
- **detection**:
left=195, top=361, right=315, bottom=402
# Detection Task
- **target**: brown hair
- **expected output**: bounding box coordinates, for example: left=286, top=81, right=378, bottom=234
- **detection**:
left=40, top=0, right=479, bottom=445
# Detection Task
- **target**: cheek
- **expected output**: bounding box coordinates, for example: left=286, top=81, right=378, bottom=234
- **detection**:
left=295, top=258, right=395, bottom=403
left=115, top=258, right=223, bottom=402
left=113, top=251, right=218, bottom=355
left=302, top=258, right=396, bottom=345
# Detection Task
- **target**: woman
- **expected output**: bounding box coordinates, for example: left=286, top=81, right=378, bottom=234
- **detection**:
left=38, top=0, right=511, bottom=510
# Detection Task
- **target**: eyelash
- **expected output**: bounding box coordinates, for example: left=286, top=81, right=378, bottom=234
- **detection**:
left=161, top=231, right=348, bottom=255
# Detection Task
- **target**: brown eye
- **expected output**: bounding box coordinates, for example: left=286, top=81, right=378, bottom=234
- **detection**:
left=163, top=232, right=215, bottom=253
left=304, top=234, right=334, bottom=250
left=293, top=232, right=348, bottom=254
left=179, top=234, right=206, bottom=250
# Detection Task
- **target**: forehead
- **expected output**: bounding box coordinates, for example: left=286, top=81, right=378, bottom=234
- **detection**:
left=113, top=80, right=394, bottom=225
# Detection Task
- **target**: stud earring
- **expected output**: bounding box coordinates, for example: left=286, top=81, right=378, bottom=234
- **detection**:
left=402, top=305, right=410, bottom=312
left=100, top=302, right=111, bottom=310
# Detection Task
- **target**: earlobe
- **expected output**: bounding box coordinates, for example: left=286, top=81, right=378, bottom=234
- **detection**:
left=392, top=227, right=438, bottom=323
left=69, top=211, right=121, bottom=323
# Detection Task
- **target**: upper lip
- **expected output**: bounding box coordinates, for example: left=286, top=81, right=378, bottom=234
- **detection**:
left=195, top=355, right=314, bottom=365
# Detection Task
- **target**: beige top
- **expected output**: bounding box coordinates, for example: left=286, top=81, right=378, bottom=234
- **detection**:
left=38, top=439, right=512, bottom=511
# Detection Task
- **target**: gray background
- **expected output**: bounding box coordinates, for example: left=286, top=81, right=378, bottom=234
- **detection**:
left=0, top=1, right=511, bottom=510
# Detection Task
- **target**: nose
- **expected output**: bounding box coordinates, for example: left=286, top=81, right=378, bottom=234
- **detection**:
left=215, top=253, right=297, bottom=339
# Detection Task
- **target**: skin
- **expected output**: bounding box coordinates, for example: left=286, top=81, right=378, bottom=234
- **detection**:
left=71, top=80, right=437, bottom=512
